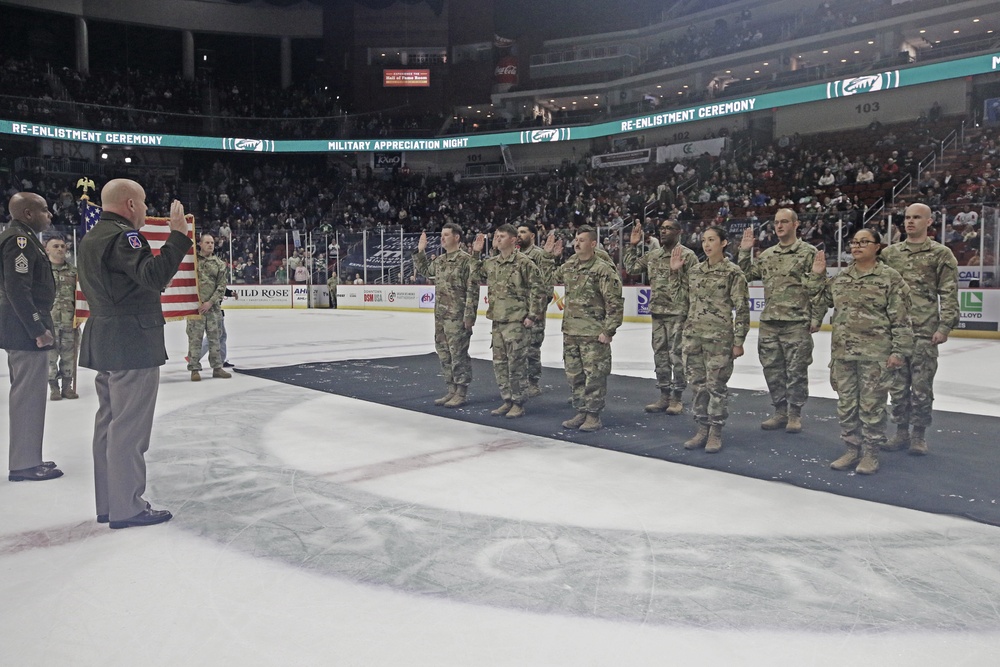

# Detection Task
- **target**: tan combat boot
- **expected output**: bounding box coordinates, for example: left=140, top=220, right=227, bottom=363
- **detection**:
left=908, top=426, right=928, bottom=456
left=562, top=412, right=587, bottom=429
left=60, top=377, right=79, bottom=399
left=855, top=444, right=880, bottom=475
left=434, top=385, right=456, bottom=406
left=505, top=403, right=525, bottom=419
left=443, top=386, right=468, bottom=408
left=191, top=370, right=202, bottom=382
left=785, top=404, right=802, bottom=434
left=644, top=390, right=671, bottom=413
left=491, top=401, right=513, bottom=416
left=705, top=425, right=723, bottom=453
left=213, top=368, right=232, bottom=379
left=525, top=383, right=542, bottom=398
left=49, top=380, right=62, bottom=401
left=831, top=438, right=861, bottom=470
left=881, top=424, right=909, bottom=451
left=579, top=413, right=603, bottom=432
left=664, top=392, right=684, bottom=416
left=761, top=403, right=788, bottom=430
left=684, top=424, right=710, bottom=450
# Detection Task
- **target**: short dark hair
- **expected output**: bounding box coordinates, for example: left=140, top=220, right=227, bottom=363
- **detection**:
left=576, top=225, right=597, bottom=242
left=495, top=223, right=517, bottom=236
left=442, top=222, right=463, bottom=240
left=517, top=222, right=537, bottom=236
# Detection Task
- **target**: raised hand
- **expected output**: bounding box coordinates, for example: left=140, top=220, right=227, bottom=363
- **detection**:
left=417, top=231, right=428, bottom=253
left=543, top=231, right=556, bottom=254
left=669, top=244, right=684, bottom=271
left=168, top=200, right=187, bottom=234
left=629, top=223, right=643, bottom=246
left=740, top=226, right=755, bottom=250
left=472, top=233, right=486, bottom=253
left=812, top=249, right=827, bottom=274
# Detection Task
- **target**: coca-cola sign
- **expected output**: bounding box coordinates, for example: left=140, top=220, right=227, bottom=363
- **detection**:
left=494, top=56, right=518, bottom=85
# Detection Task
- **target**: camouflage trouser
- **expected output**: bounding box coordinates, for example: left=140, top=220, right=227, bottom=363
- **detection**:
left=563, top=334, right=612, bottom=414
left=831, top=359, right=890, bottom=447
left=758, top=320, right=813, bottom=408
left=47, top=326, right=77, bottom=381
left=525, top=306, right=549, bottom=386
left=187, top=309, right=223, bottom=371
left=651, top=314, right=686, bottom=393
left=683, top=335, right=733, bottom=426
left=492, top=321, right=531, bottom=403
left=435, top=318, right=473, bottom=388
left=888, top=336, right=938, bottom=428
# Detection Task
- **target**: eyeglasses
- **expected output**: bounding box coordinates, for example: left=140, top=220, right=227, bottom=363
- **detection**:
left=848, top=240, right=879, bottom=247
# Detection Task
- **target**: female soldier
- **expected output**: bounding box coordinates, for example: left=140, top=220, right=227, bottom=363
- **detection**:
left=669, top=226, right=750, bottom=452
left=812, top=229, right=913, bottom=474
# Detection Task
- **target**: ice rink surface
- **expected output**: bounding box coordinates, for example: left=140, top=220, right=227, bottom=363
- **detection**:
left=2, top=308, right=1000, bottom=666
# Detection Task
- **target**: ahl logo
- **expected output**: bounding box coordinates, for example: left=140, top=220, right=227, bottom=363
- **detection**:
left=961, top=291, right=983, bottom=313
left=520, top=128, right=571, bottom=144
left=223, top=138, right=275, bottom=152
left=826, top=71, right=899, bottom=98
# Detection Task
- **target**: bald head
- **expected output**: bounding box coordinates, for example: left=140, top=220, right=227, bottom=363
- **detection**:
left=903, top=203, right=933, bottom=243
left=773, top=208, right=800, bottom=245
left=8, top=192, right=52, bottom=233
left=101, top=178, right=147, bottom=229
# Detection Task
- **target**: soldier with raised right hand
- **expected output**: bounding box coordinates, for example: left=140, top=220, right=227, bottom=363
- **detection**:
left=413, top=223, right=480, bottom=408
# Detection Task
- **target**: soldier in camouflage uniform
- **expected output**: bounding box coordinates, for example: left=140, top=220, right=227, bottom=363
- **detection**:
left=813, top=229, right=913, bottom=475
left=45, top=237, right=79, bottom=400
left=517, top=223, right=555, bottom=397
left=413, top=223, right=480, bottom=408
left=470, top=224, right=546, bottom=418
left=669, top=226, right=750, bottom=453
left=186, top=233, right=232, bottom=381
left=624, top=217, right=697, bottom=416
left=545, top=225, right=624, bottom=433
left=738, top=209, right=825, bottom=433
left=878, top=203, right=959, bottom=455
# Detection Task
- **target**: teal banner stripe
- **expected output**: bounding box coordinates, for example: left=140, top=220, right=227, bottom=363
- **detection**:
left=3, top=53, right=998, bottom=153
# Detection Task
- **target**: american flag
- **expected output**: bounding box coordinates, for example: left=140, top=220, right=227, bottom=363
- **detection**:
left=75, top=202, right=201, bottom=323
left=80, top=199, right=102, bottom=234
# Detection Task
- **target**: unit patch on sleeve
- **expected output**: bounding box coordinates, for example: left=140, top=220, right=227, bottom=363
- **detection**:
left=16, top=236, right=27, bottom=249
left=125, top=231, right=143, bottom=249
left=14, top=253, right=29, bottom=273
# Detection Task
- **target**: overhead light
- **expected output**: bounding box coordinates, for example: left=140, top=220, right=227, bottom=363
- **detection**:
left=682, top=84, right=688, bottom=88
left=549, top=99, right=554, bottom=102
left=763, top=62, right=769, bottom=66
left=467, top=106, right=472, bottom=109
left=572, top=101, right=577, bottom=104
left=935, top=40, right=941, bottom=43
left=100, top=152, right=108, bottom=160
left=974, top=18, right=980, bottom=22
left=124, top=156, right=132, bottom=164
left=920, top=29, right=926, bottom=34
left=754, top=70, right=760, bottom=74
left=656, top=84, right=662, bottom=88
left=745, top=77, right=751, bottom=81
left=725, top=70, right=731, bottom=74
left=867, top=41, right=875, bottom=45
left=841, top=59, right=847, bottom=63
left=593, top=103, right=599, bottom=106
left=822, top=50, right=829, bottom=54
left=583, top=96, right=588, bottom=99
left=954, top=30, right=960, bottom=34
left=561, top=106, right=566, bottom=110
left=853, top=50, right=860, bottom=54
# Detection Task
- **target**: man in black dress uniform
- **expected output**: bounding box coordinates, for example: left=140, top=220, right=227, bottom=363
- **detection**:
left=78, top=179, right=192, bottom=529
left=1, top=192, right=61, bottom=482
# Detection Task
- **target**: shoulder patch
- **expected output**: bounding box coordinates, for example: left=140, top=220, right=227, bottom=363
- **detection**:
left=125, top=231, right=143, bottom=249
left=16, top=236, right=27, bottom=249
left=14, top=253, right=29, bottom=273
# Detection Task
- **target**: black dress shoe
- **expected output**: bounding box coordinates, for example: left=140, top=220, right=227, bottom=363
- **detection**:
left=9, top=464, right=64, bottom=482
left=99, top=501, right=148, bottom=524
left=41, top=461, right=56, bottom=469
left=109, top=508, right=173, bottom=529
